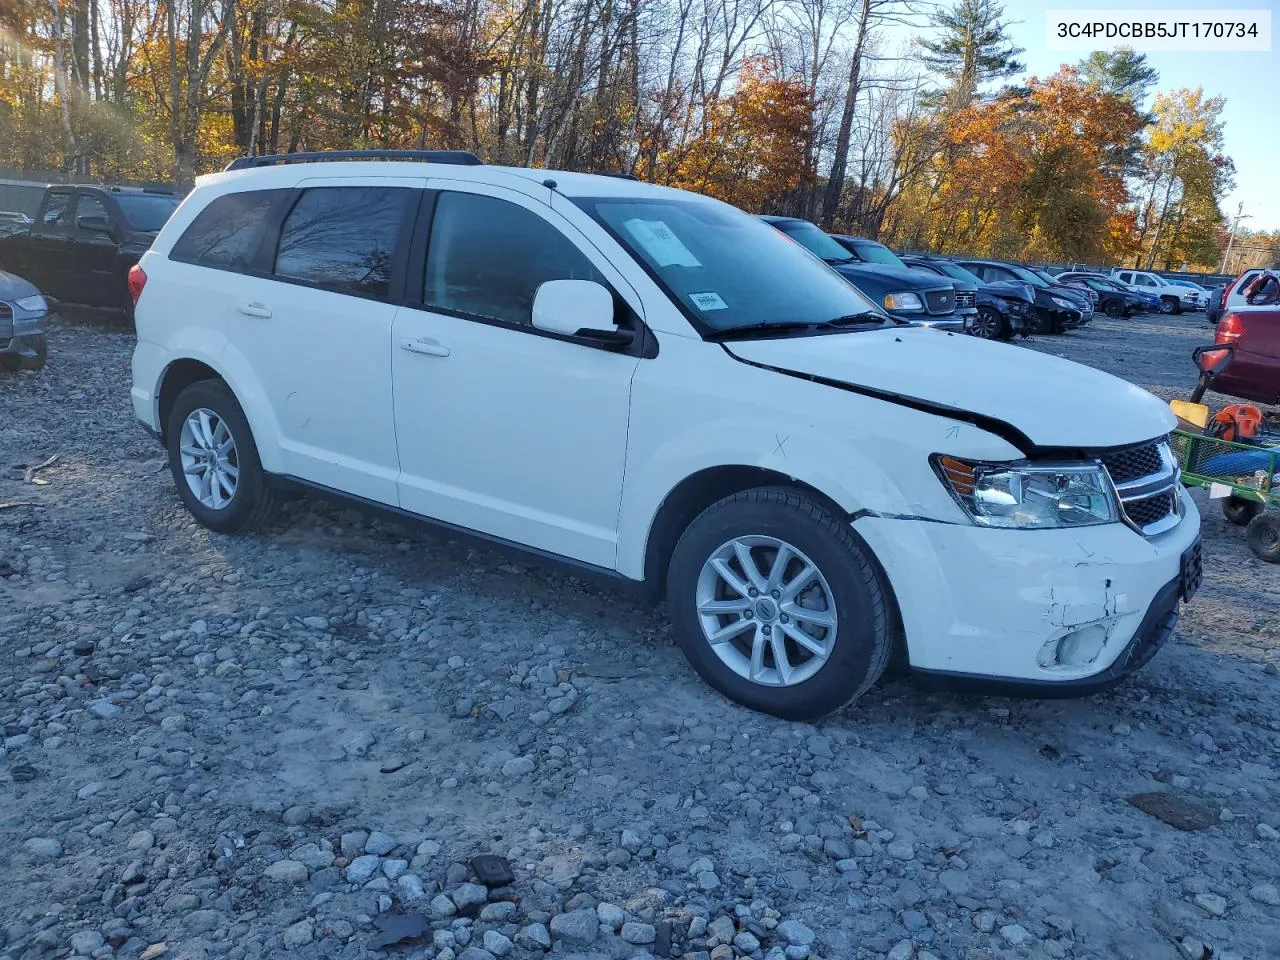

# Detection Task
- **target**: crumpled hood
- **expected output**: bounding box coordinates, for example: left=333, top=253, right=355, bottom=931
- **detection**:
left=0, top=268, right=39, bottom=301
left=724, top=327, right=1175, bottom=450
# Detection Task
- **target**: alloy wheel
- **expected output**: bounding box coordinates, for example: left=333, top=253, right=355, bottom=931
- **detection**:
left=179, top=407, right=240, bottom=510
left=695, top=535, right=837, bottom=687
left=971, top=309, right=1002, bottom=339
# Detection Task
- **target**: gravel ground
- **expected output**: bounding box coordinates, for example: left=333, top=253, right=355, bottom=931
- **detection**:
left=1, top=311, right=1278, bottom=960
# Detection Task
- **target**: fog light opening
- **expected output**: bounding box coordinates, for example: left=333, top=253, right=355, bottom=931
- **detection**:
left=1037, top=623, right=1113, bottom=669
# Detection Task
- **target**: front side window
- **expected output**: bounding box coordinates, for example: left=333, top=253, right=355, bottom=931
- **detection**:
left=852, top=241, right=907, bottom=269
left=424, top=192, right=604, bottom=326
left=43, top=192, right=72, bottom=226
left=75, top=195, right=110, bottom=230
left=574, top=198, right=881, bottom=332
left=275, top=187, right=415, bottom=298
left=171, top=190, right=285, bottom=272
left=932, top=261, right=984, bottom=285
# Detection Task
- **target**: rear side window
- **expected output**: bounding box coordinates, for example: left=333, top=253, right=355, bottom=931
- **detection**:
left=274, top=187, right=415, bottom=299
left=171, top=190, right=284, bottom=272
left=423, top=192, right=603, bottom=325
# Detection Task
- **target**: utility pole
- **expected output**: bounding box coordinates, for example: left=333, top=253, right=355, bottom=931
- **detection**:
left=1219, top=202, right=1251, bottom=274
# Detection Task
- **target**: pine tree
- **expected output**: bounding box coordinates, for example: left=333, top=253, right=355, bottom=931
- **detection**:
left=917, top=0, right=1023, bottom=110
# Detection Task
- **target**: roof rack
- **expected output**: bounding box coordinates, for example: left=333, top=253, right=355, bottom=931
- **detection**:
left=224, top=150, right=484, bottom=171
left=596, top=172, right=639, bottom=181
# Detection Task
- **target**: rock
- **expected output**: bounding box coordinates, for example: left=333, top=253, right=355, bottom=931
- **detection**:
left=908, top=786, right=929, bottom=801
left=87, top=700, right=121, bottom=720
left=733, top=930, right=761, bottom=952
left=887, top=839, right=915, bottom=860
left=458, top=949, right=496, bottom=960
left=1193, top=893, right=1227, bottom=917
left=431, top=893, right=458, bottom=918
left=483, top=930, right=513, bottom=957
left=283, top=920, right=314, bottom=947
left=291, top=843, right=335, bottom=870
left=1178, top=937, right=1210, bottom=960
left=159, top=714, right=187, bottom=732
left=1249, top=884, right=1280, bottom=906
left=340, top=831, right=369, bottom=858
left=480, top=902, right=517, bottom=923
left=1257, top=823, right=1280, bottom=841
left=128, top=830, right=155, bottom=851
left=343, top=730, right=376, bottom=757
left=365, top=831, right=396, bottom=855
left=282, top=804, right=310, bottom=825
left=708, top=916, right=737, bottom=943
left=519, top=923, right=552, bottom=949
left=550, top=907, right=599, bottom=944
left=345, top=855, right=381, bottom=884
left=938, top=869, right=971, bottom=897
left=263, top=859, right=309, bottom=883
left=623, top=921, right=657, bottom=944
left=1000, top=924, right=1031, bottom=946
left=776, top=920, right=815, bottom=948
left=70, top=931, right=105, bottom=954
left=302, top=616, right=328, bottom=629
left=501, top=756, right=535, bottom=777
left=383, top=858, right=408, bottom=880
left=23, top=837, right=62, bottom=860
left=972, top=911, right=997, bottom=934
left=597, top=902, right=625, bottom=931
left=888, top=941, right=914, bottom=960
left=451, top=883, right=489, bottom=913
left=397, top=873, right=426, bottom=902
left=186, top=910, right=222, bottom=934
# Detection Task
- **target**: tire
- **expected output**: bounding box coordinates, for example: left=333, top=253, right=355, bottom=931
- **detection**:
left=25, top=334, right=47, bottom=370
left=1222, top=496, right=1264, bottom=526
left=0, top=334, right=46, bottom=371
left=1159, top=297, right=1178, bottom=315
left=1105, top=299, right=1125, bottom=318
left=166, top=379, right=277, bottom=533
left=971, top=307, right=1004, bottom=340
left=1246, top=514, right=1280, bottom=563
left=666, top=487, right=892, bottom=720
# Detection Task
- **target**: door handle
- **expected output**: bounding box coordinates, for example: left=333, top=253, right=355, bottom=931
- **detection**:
left=237, top=302, right=272, bottom=319
left=399, top=337, right=450, bottom=357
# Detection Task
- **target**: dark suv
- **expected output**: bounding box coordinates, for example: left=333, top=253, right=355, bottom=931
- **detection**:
left=955, top=259, right=1090, bottom=334
left=763, top=218, right=968, bottom=331
left=900, top=255, right=1035, bottom=340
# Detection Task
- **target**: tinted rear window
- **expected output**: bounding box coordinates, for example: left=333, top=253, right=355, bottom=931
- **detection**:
left=170, top=190, right=284, bottom=272
left=116, top=194, right=180, bottom=231
left=274, top=187, right=415, bottom=299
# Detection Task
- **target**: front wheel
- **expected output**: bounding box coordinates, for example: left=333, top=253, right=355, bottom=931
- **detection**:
left=1159, top=297, right=1179, bottom=315
left=166, top=380, right=277, bottom=533
left=666, top=488, right=893, bottom=720
left=1247, top=514, right=1280, bottom=563
left=1105, top=299, right=1125, bottom=319
left=970, top=307, right=1005, bottom=340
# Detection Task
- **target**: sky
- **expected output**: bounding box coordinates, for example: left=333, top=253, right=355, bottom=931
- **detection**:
left=889, top=0, right=1280, bottom=232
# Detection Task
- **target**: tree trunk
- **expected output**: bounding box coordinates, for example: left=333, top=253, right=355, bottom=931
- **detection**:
left=820, top=0, right=872, bottom=228
left=50, top=0, right=79, bottom=174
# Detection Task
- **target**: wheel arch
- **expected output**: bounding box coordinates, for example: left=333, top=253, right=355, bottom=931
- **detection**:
left=157, top=358, right=223, bottom=442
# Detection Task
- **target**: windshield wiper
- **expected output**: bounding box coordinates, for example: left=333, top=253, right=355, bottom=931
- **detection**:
left=821, top=311, right=896, bottom=327
left=704, top=321, right=819, bottom=341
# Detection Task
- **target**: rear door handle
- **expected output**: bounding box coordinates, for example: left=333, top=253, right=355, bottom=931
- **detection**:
left=399, top=337, right=450, bottom=357
left=237, top=302, right=272, bottom=319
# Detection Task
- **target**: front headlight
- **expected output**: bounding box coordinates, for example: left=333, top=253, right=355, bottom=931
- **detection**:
left=883, top=291, right=924, bottom=311
left=15, top=294, right=47, bottom=313
left=934, top=455, right=1118, bottom=528
left=1051, top=296, right=1076, bottom=310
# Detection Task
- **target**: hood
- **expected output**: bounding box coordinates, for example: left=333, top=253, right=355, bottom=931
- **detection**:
left=832, top=262, right=949, bottom=290
left=983, top=280, right=1034, bottom=303
left=723, top=327, right=1174, bottom=450
left=0, top=268, right=39, bottom=301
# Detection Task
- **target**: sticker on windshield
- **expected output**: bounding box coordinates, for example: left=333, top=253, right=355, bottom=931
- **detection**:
left=622, top=219, right=702, bottom=267
left=689, top=291, right=728, bottom=311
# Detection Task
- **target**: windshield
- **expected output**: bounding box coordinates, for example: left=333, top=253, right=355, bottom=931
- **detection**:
left=930, top=260, right=984, bottom=285
left=115, top=193, right=180, bottom=231
left=1007, top=265, right=1049, bottom=288
left=574, top=198, right=882, bottom=332
left=851, top=240, right=906, bottom=269
left=770, top=220, right=856, bottom=263
left=1030, top=268, right=1059, bottom=284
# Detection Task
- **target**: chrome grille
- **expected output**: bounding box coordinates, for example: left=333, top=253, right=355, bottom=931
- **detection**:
left=1100, top=438, right=1180, bottom=535
left=923, top=289, right=955, bottom=314
left=954, top=290, right=976, bottom=308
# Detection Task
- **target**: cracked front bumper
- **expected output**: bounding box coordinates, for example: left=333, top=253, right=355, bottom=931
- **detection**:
left=854, top=487, right=1201, bottom=687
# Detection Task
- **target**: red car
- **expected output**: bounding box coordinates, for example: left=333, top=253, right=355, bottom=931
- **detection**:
left=1211, top=270, right=1280, bottom=405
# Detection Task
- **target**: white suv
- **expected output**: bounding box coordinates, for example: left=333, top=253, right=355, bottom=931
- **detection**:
left=1111, top=269, right=1205, bottom=313
left=129, top=151, right=1202, bottom=719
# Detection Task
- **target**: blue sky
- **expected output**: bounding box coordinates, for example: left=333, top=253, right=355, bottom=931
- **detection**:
left=892, top=0, right=1280, bottom=231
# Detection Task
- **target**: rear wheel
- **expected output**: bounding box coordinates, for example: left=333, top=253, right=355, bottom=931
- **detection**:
left=971, top=307, right=1004, bottom=340
left=1222, top=496, right=1264, bottom=526
left=1246, top=514, right=1280, bottom=563
left=666, top=487, right=892, bottom=720
left=166, top=380, right=277, bottom=533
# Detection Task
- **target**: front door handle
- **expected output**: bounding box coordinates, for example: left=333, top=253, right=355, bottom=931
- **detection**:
left=237, top=302, right=272, bottom=319
left=399, top=337, right=450, bottom=357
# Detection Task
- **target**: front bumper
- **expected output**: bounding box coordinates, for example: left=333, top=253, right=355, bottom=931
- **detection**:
left=1, top=304, right=45, bottom=364
left=855, top=487, right=1201, bottom=688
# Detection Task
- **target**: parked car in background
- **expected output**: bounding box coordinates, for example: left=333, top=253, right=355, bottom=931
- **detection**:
left=828, top=235, right=980, bottom=332
left=1210, top=270, right=1280, bottom=405
left=1025, top=266, right=1099, bottom=314
left=0, top=211, right=34, bottom=237
left=1110, top=269, right=1201, bottom=314
left=1053, top=272, right=1152, bottom=318
left=0, top=184, right=180, bottom=313
left=1222, top=268, right=1269, bottom=315
left=0, top=268, right=49, bottom=370
left=954, top=259, right=1087, bottom=333
left=1207, top=283, right=1228, bottom=326
left=129, top=150, right=1203, bottom=719
left=763, top=218, right=970, bottom=331
left=1161, top=278, right=1212, bottom=311
left=900, top=254, right=1033, bottom=340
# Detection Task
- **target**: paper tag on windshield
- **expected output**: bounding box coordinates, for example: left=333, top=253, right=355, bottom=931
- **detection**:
left=689, top=291, right=728, bottom=311
left=1208, top=482, right=1232, bottom=499
left=622, top=219, right=701, bottom=267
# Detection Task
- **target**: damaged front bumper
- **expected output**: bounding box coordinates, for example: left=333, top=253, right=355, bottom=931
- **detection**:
left=854, top=487, right=1202, bottom=692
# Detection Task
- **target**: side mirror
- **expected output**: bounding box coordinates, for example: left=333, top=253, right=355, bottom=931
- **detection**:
left=78, top=215, right=113, bottom=233
left=532, top=279, right=633, bottom=346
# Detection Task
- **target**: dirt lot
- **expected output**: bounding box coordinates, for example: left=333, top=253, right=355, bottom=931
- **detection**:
left=1, top=311, right=1278, bottom=960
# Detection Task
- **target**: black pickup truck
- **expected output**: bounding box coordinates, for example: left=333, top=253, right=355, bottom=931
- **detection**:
left=0, top=184, right=181, bottom=312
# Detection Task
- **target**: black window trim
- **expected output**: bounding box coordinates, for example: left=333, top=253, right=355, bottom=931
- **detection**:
left=407, top=188, right=654, bottom=357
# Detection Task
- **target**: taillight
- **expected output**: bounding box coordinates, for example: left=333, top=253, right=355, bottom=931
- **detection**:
left=127, top=264, right=147, bottom=305
left=1217, top=312, right=1244, bottom=344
